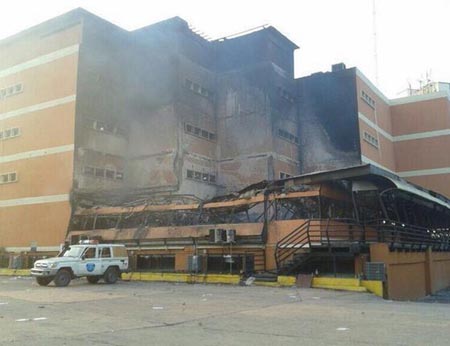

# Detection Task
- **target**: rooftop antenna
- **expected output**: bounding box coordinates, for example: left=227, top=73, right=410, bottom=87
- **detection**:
left=372, top=0, right=379, bottom=86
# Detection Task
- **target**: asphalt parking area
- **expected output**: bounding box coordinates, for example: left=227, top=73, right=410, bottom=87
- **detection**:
left=0, top=276, right=450, bottom=345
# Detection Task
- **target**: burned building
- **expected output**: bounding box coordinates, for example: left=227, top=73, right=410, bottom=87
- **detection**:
left=297, top=64, right=450, bottom=197
left=0, top=8, right=449, bottom=258
left=66, top=164, right=450, bottom=300
left=0, top=9, right=300, bottom=251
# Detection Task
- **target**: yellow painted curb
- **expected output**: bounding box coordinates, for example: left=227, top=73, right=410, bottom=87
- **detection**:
left=361, top=280, right=383, bottom=297
left=313, top=284, right=367, bottom=292
left=0, top=269, right=30, bottom=276
left=277, top=276, right=296, bottom=286
left=121, top=272, right=240, bottom=285
left=312, top=277, right=360, bottom=287
left=201, top=274, right=240, bottom=285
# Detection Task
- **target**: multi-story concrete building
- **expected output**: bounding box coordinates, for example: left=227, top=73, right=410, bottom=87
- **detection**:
left=0, top=8, right=448, bottom=252
left=298, top=64, right=450, bottom=197
left=0, top=9, right=299, bottom=251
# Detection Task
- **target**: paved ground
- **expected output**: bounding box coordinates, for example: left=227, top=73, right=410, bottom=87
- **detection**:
left=0, top=276, right=450, bottom=345
left=419, top=287, right=450, bottom=304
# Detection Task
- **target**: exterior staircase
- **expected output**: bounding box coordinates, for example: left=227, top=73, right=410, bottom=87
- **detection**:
left=275, top=218, right=365, bottom=275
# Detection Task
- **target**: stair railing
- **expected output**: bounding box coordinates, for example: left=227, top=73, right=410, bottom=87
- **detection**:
left=275, top=219, right=311, bottom=270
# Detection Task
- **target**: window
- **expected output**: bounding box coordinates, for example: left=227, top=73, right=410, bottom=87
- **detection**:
left=363, top=131, right=379, bottom=148
left=105, top=169, right=115, bottom=179
left=115, top=171, right=124, bottom=180
left=0, top=172, right=18, bottom=184
left=95, top=121, right=114, bottom=133
left=206, top=255, right=250, bottom=274
left=0, top=83, right=23, bottom=100
left=83, top=247, right=96, bottom=259
left=15, top=84, right=23, bottom=93
left=136, top=255, right=175, bottom=272
left=88, top=119, right=127, bottom=138
left=112, top=246, right=128, bottom=258
left=0, top=127, right=20, bottom=140
left=184, top=79, right=213, bottom=99
left=184, top=123, right=216, bottom=142
left=361, top=90, right=376, bottom=109
left=83, top=166, right=124, bottom=181
left=279, top=172, right=292, bottom=179
left=100, top=247, right=111, bottom=258
left=278, top=128, right=299, bottom=145
left=186, top=169, right=216, bottom=184
left=95, top=168, right=105, bottom=177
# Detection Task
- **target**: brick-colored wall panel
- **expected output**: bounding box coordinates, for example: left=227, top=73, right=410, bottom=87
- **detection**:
left=0, top=201, right=71, bottom=247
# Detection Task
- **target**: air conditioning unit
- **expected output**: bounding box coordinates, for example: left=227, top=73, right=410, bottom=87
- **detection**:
left=188, top=255, right=203, bottom=272
left=209, top=229, right=226, bottom=243
left=226, top=229, right=236, bottom=243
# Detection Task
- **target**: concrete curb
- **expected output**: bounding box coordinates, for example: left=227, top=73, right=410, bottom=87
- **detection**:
left=0, top=269, right=382, bottom=297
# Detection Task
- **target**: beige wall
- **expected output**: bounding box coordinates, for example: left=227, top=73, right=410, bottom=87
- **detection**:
left=357, top=73, right=450, bottom=198
left=356, top=76, right=392, bottom=134
left=0, top=103, right=76, bottom=156
left=0, top=20, right=81, bottom=248
left=392, top=97, right=450, bottom=197
left=394, top=136, right=450, bottom=172
left=356, top=75, right=396, bottom=172
left=391, top=97, right=450, bottom=135
left=0, top=152, right=73, bottom=200
left=0, top=23, right=82, bottom=69
left=0, top=202, right=72, bottom=248
left=370, top=243, right=450, bottom=300
left=358, top=120, right=396, bottom=171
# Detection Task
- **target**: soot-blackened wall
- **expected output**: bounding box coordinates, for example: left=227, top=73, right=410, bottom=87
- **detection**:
left=297, top=67, right=361, bottom=173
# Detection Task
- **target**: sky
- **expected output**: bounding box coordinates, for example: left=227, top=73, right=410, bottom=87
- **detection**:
left=1, top=0, right=449, bottom=98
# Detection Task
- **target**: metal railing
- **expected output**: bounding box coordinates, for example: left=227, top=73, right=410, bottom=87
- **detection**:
left=274, top=219, right=311, bottom=270
left=275, top=218, right=450, bottom=272
left=365, top=219, right=450, bottom=251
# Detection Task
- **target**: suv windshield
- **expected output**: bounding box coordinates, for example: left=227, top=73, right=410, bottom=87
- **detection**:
left=62, top=246, right=84, bottom=258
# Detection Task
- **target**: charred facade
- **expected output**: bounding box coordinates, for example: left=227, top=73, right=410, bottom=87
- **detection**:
left=66, top=165, right=450, bottom=276
left=1, top=8, right=449, bottom=258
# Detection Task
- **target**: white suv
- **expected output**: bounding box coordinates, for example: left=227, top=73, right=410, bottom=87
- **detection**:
left=31, top=243, right=129, bottom=287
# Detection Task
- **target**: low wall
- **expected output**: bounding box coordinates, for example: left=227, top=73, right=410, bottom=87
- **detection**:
left=370, top=243, right=450, bottom=300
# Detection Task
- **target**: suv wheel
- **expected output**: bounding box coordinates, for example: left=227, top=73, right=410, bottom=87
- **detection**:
left=103, top=267, right=119, bottom=284
left=87, top=276, right=100, bottom=284
left=54, top=269, right=71, bottom=287
left=36, top=277, right=53, bottom=286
